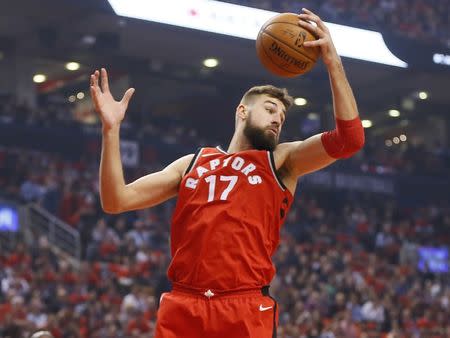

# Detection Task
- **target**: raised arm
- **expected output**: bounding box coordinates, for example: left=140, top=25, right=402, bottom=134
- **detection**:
left=90, top=68, right=193, bottom=214
left=276, top=9, right=365, bottom=185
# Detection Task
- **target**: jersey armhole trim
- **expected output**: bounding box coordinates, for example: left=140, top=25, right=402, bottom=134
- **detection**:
left=216, top=146, right=229, bottom=154
left=267, top=151, right=287, bottom=191
left=183, top=148, right=202, bottom=177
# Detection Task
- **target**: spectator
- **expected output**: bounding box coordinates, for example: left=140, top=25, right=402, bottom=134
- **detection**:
left=361, top=294, right=385, bottom=324
left=27, top=298, right=48, bottom=330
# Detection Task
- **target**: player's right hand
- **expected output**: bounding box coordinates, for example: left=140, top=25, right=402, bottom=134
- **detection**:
left=90, top=68, right=135, bottom=130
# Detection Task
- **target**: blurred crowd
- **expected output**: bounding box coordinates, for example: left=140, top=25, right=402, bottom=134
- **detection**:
left=343, top=139, right=450, bottom=178
left=1, top=144, right=449, bottom=337
left=224, top=0, right=450, bottom=47
left=273, top=192, right=449, bottom=337
left=1, top=94, right=449, bottom=179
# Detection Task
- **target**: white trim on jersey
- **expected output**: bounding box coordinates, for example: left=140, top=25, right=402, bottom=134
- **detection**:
left=266, top=151, right=286, bottom=191
left=216, top=146, right=229, bottom=154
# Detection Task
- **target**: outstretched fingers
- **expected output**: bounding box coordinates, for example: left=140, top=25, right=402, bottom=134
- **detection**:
left=100, top=68, right=110, bottom=93
left=121, top=88, right=135, bottom=108
left=90, top=71, right=102, bottom=110
left=90, top=86, right=101, bottom=111
left=91, top=70, right=100, bottom=89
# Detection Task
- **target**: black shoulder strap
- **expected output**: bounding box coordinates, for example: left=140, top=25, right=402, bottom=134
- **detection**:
left=183, top=147, right=202, bottom=176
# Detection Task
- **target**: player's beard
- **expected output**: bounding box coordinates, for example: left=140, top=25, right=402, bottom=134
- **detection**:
left=243, top=114, right=278, bottom=151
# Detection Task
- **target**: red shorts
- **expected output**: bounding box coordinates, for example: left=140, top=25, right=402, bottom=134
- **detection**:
left=155, top=286, right=278, bottom=338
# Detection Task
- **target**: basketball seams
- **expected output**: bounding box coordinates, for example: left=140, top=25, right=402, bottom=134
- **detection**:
left=262, top=29, right=316, bottom=63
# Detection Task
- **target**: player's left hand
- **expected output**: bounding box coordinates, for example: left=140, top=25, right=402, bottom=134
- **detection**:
left=298, top=8, right=340, bottom=68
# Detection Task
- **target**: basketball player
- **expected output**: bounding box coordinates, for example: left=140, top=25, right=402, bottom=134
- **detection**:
left=90, top=8, right=364, bottom=338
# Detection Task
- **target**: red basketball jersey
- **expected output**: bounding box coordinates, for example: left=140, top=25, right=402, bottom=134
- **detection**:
left=167, top=146, right=293, bottom=292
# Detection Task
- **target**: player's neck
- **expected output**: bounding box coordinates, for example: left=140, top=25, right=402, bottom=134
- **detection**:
left=226, top=132, right=254, bottom=153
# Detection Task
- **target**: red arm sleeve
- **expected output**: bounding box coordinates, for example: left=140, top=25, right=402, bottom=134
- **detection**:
left=320, top=117, right=365, bottom=159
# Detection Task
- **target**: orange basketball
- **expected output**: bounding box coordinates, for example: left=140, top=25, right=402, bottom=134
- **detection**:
left=256, top=13, right=320, bottom=77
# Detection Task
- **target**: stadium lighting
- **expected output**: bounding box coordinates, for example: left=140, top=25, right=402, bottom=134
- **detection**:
left=77, top=92, right=85, bottom=99
left=66, top=62, right=80, bottom=71
left=433, top=53, right=450, bottom=66
left=294, top=98, right=307, bottom=106
left=68, top=95, right=76, bottom=102
left=307, top=113, right=319, bottom=120
left=81, top=35, right=96, bottom=45
left=418, top=91, right=428, bottom=100
left=107, top=0, right=408, bottom=68
left=385, top=140, right=393, bottom=147
left=399, top=134, right=407, bottom=142
left=362, top=120, right=372, bottom=128
left=393, top=137, right=400, bottom=144
left=203, top=58, right=219, bottom=68
left=33, top=74, right=46, bottom=83
left=388, top=109, right=400, bottom=117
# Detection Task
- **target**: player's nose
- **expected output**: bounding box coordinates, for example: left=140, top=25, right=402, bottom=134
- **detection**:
left=271, top=116, right=281, bottom=126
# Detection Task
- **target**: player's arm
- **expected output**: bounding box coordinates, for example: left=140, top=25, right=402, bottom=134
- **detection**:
left=100, top=146, right=193, bottom=213
left=90, top=68, right=192, bottom=214
left=277, top=8, right=364, bottom=179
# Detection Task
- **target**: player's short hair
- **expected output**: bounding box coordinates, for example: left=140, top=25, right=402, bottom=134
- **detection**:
left=241, top=85, right=294, bottom=111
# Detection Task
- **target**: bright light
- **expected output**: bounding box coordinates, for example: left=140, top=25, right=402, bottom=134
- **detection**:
left=68, top=95, right=76, bottom=102
left=393, top=137, right=400, bottom=144
left=77, top=92, right=85, bottom=99
left=399, top=134, right=407, bottom=142
left=385, top=140, right=393, bottom=147
left=203, top=58, right=219, bottom=68
left=418, top=91, right=428, bottom=100
left=107, top=0, right=407, bottom=67
left=307, top=113, right=319, bottom=120
left=433, top=53, right=450, bottom=66
left=66, top=62, right=80, bottom=71
left=294, top=98, right=307, bottom=106
left=362, top=119, right=372, bottom=128
left=33, top=74, right=46, bottom=83
left=388, top=109, right=400, bottom=117
left=81, top=35, right=96, bottom=45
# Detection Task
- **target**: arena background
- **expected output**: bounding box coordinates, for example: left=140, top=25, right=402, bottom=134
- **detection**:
left=0, top=0, right=449, bottom=337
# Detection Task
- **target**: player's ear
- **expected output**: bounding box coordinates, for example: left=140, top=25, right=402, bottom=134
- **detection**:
left=236, top=104, right=248, bottom=121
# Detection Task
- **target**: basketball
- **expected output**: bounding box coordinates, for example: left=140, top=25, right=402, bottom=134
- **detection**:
left=256, top=13, right=320, bottom=77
